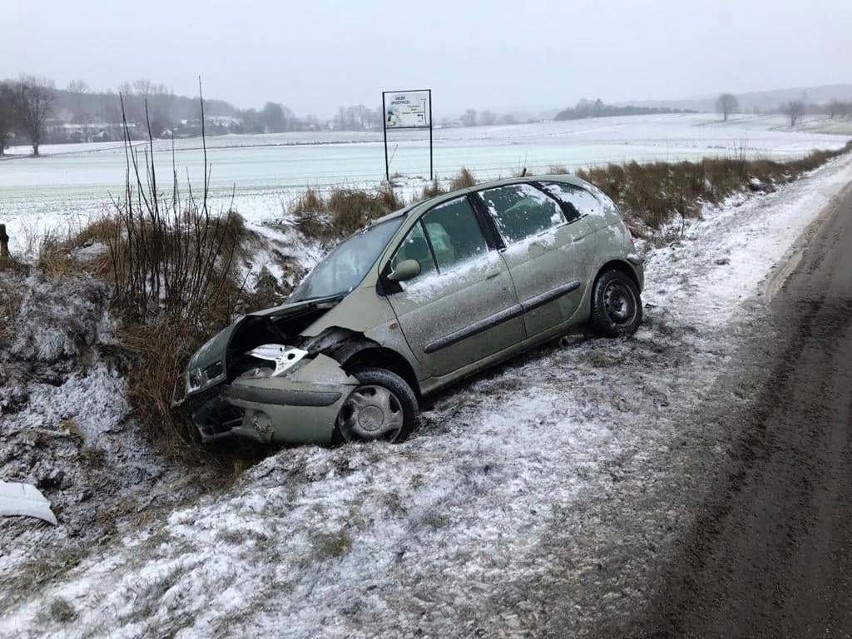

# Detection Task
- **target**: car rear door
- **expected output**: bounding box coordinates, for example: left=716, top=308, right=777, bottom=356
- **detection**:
left=384, top=195, right=525, bottom=378
left=473, top=182, right=596, bottom=338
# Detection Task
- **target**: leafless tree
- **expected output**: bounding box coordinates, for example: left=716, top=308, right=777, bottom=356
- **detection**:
left=0, top=82, right=15, bottom=155
left=66, top=79, right=89, bottom=94
left=66, top=79, right=90, bottom=123
left=460, top=108, right=477, bottom=127
left=716, top=93, right=738, bottom=122
left=827, top=99, right=843, bottom=119
left=12, top=76, right=55, bottom=156
left=478, top=110, right=496, bottom=126
left=785, top=100, right=805, bottom=127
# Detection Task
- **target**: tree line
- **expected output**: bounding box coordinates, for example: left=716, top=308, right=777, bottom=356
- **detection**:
left=554, top=99, right=691, bottom=121
left=0, top=75, right=410, bottom=155
left=716, top=92, right=852, bottom=127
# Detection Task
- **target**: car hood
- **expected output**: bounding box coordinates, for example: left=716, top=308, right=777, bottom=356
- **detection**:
left=185, top=296, right=342, bottom=394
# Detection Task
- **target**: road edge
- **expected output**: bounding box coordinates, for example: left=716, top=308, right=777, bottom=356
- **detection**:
left=763, top=174, right=852, bottom=303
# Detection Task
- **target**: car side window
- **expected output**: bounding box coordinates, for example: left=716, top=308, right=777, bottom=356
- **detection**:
left=420, top=196, right=489, bottom=271
left=540, top=181, right=600, bottom=221
left=390, top=222, right=437, bottom=281
left=476, top=183, right=566, bottom=244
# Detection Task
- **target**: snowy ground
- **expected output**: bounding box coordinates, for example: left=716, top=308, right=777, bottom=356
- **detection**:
left=1, top=150, right=850, bottom=635
left=1, top=112, right=849, bottom=256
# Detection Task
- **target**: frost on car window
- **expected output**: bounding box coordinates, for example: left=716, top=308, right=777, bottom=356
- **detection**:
left=542, top=182, right=603, bottom=220
left=477, top=184, right=565, bottom=244
left=582, top=183, right=620, bottom=216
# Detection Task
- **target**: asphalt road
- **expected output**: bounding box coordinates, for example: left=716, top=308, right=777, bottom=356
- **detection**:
left=634, top=183, right=852, bottom=638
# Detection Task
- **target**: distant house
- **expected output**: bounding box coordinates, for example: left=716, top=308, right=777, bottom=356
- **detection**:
left=44, top=119, right=134, bottom=144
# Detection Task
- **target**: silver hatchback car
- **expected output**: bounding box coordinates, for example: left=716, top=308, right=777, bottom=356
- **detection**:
left=178, top=175, right=644, bottom=445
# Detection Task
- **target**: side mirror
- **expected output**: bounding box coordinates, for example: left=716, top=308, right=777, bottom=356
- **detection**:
left=387, top=259, right=421, bottom=282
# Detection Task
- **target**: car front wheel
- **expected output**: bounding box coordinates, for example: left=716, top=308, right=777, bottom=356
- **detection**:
left=590, top=269, right=643, bottom=337
left=334, top=368, right=418, bottom=443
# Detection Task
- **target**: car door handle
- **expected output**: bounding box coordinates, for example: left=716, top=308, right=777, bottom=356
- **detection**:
left=485, top=271, right=501, bottom=280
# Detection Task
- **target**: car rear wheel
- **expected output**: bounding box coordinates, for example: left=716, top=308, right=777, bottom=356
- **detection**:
left=334, top=368, right=418, bottom=443
left=590, top=269, right=642, bottom=337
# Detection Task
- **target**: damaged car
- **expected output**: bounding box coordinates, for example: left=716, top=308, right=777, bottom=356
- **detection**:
left=175, top=175, right=645, bottom=445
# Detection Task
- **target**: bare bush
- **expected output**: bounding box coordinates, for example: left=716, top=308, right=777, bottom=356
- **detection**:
left=108, top=95, right=244, bottom=326
left=421, top=179, right=446, bottom=199
left=449, top=167, right=477, bottom=190
left=290, top=185, right=403, bottom=242
left=547, top=165, right=571, bottom=175
left=578, top=141, right=852, bottom=240
left=102, top=88, right=252, bottom=456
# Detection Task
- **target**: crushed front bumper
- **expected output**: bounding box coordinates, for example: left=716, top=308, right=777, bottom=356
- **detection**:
left=183, top=354, right=359, bottom=445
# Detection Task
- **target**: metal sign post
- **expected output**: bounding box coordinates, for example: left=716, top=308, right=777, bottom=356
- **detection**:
left=382, top=92, right=390, bottom=182
left=381, top=89, right=433, bottom=182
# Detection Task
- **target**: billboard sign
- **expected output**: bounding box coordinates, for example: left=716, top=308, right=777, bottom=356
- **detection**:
left=384, top=90, right=431, bottom=129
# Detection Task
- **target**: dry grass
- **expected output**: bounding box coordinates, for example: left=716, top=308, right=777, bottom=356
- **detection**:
left=48, top=597, right=77, bottom=623
left=449, top=167, right=477, bottom=190
left=577, top=142, right=852, bottom=237
left=547, top=165, right=571, bottom=175
left=421, top=179, right=446, bottom=199
left=7, top=546, right=87, bottom=605
left=290, top=188, right=329, bottom=238
left=311, top=529, right=353, bottom=560
left=0, top=275, right=23, bottom=346
left=26, top=215, right=119, bottom=277
left=117, top=320, right=208, bottom=454
left=290, top=185, right=404, bottom=242
left=11, top=214, right=117, bottom=277
left=0, top=254, right=28, bottom=274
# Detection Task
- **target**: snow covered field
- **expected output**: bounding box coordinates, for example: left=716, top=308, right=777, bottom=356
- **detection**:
left=1, top=142, right=851, bottom=635
left=0, top=113, right=849, bottom=255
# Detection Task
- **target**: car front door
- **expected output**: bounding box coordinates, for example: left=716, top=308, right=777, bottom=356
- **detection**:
left=384, top=195, right=525, bottom=378
left=474, top=182, right=596, bottom=338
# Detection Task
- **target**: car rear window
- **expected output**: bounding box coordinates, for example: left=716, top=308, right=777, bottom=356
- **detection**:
left=540, top=181, right=602, bottom=220
left=476, top=183, right=566, bottom=244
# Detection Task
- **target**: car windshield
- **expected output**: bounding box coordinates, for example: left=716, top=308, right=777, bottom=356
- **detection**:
left=290, top=216, right=404, bottom=302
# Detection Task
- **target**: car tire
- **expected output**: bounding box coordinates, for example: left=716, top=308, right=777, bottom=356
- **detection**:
left=590, top=269, right=643, bottom=337
left=334, top=368, right=418, bottom=444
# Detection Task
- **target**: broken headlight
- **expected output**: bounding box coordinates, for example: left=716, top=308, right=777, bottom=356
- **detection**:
left=244, top=344, right=308, bottom=378
left=186, top=360, right=226, bottom=393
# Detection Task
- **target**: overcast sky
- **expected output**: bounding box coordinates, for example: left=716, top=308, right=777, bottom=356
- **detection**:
left=1, top=0, right=850, bottom=118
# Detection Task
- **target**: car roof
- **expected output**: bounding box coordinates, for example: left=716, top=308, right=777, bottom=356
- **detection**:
left=365, top=173, right=593, bottom=230
left=408, top=173, right=593, bottom=215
